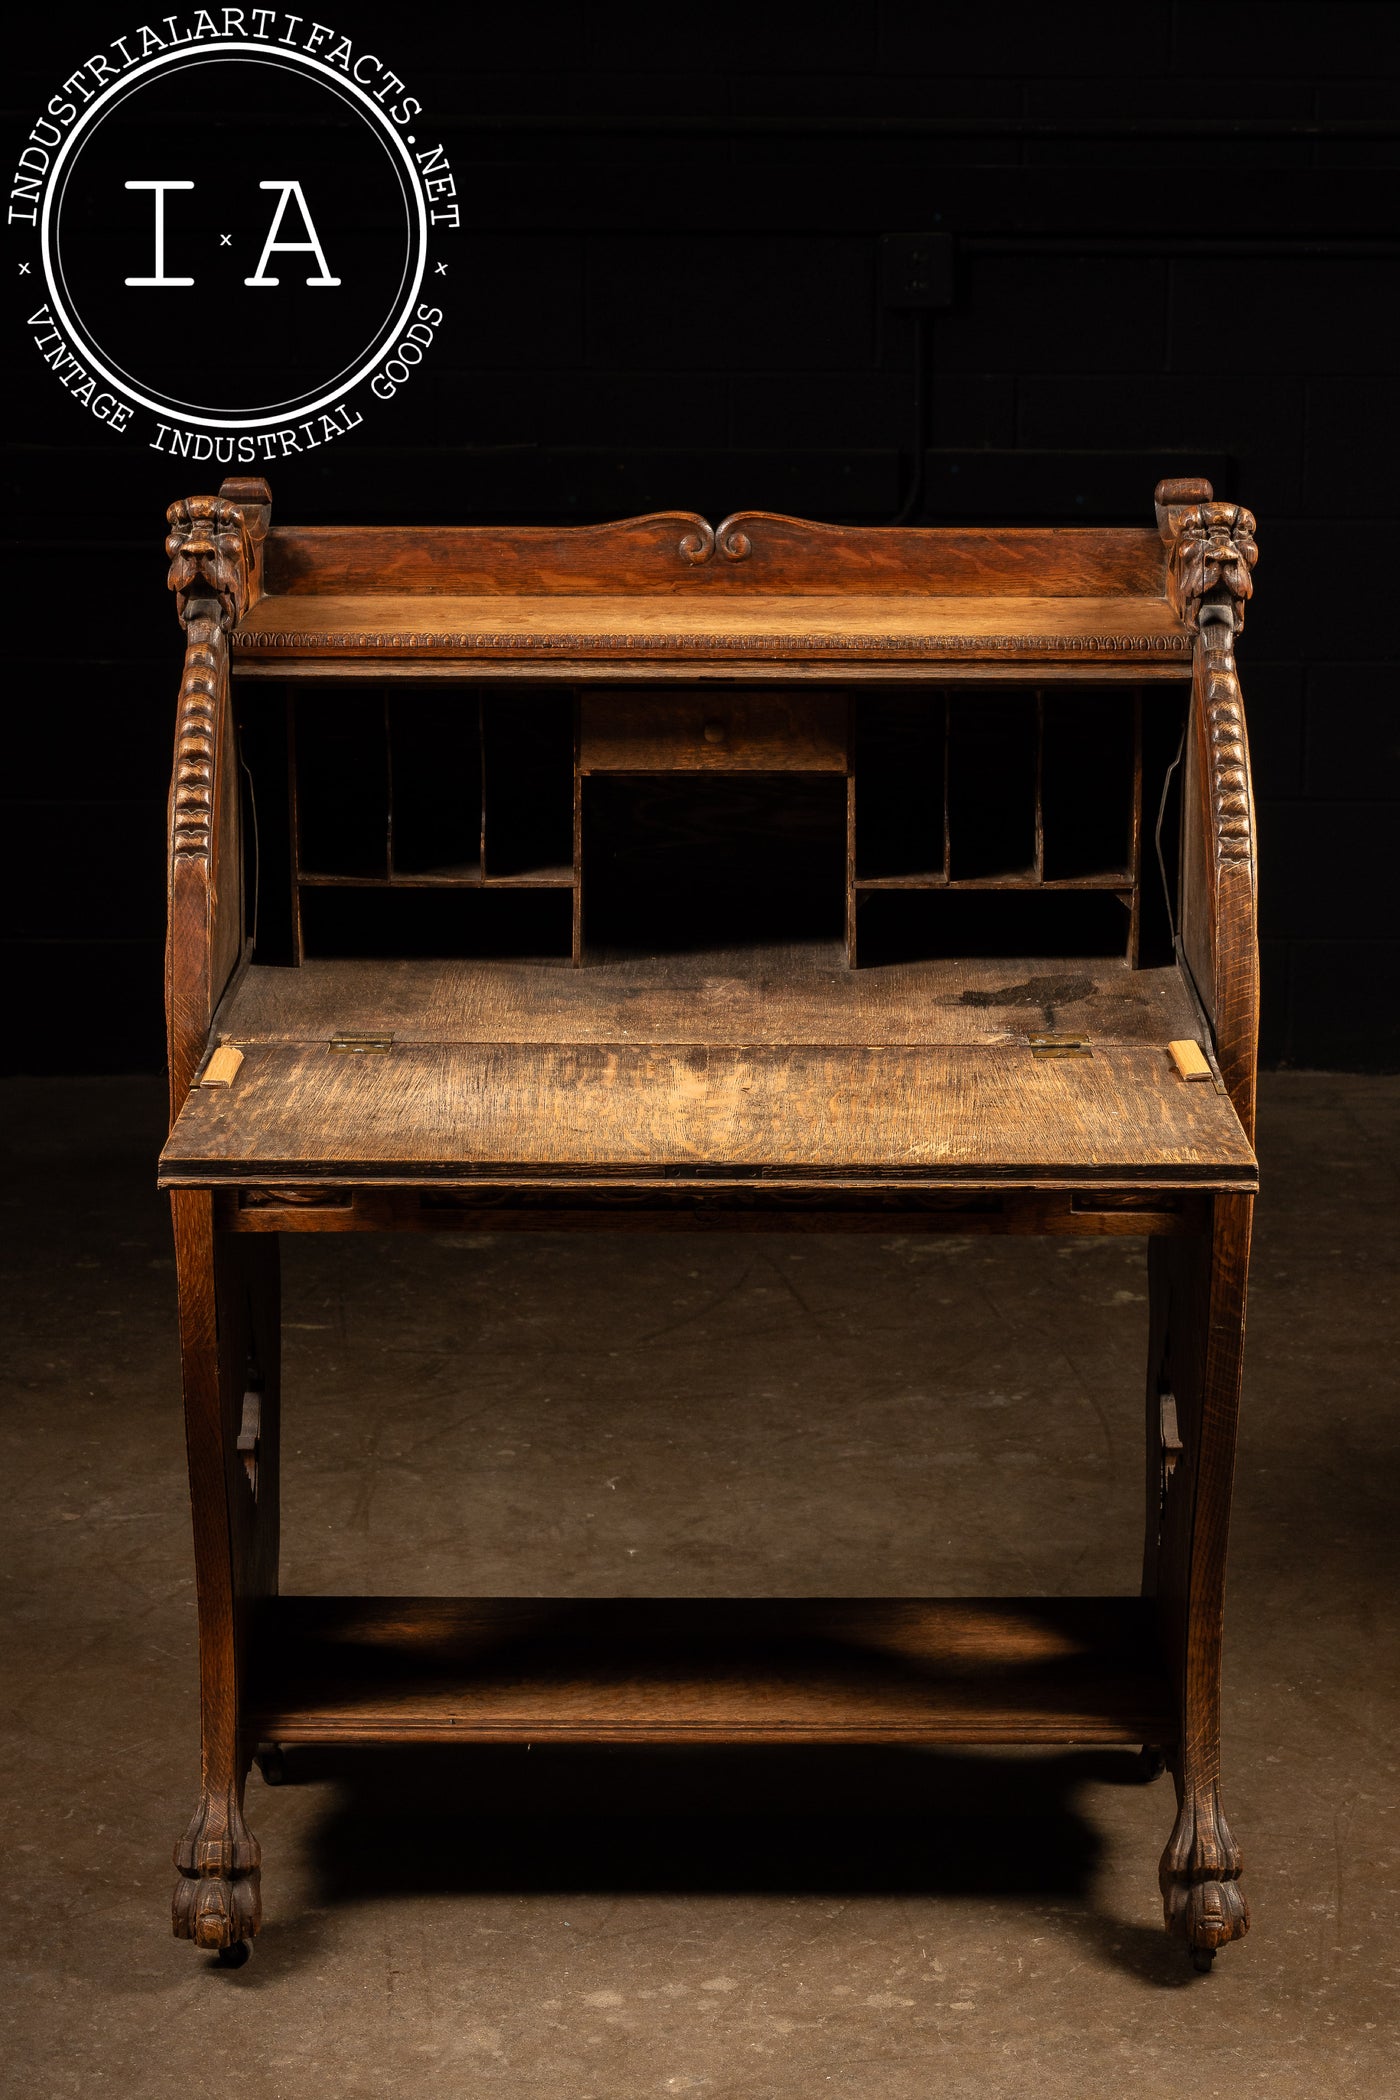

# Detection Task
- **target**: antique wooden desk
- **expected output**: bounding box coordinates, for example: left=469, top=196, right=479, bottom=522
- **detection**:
left=159, top=474, right=1259, bottom=1970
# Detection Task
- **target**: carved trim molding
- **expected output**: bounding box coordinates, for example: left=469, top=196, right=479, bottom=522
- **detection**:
left=1155, top=479, right=1258, bottom=632
left=171, top=612, right=224, bottom=863
left=1200, top=626, right=1252, bottom=869
left=234, top=627, right=1192, bottom=658
left=167, top=494, right=257, bottom=631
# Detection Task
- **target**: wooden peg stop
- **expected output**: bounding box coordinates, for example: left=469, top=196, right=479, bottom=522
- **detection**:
left=202, top=1044, right=244, bottom=1088
left=1168, top=1039, right=1211, bottom=1082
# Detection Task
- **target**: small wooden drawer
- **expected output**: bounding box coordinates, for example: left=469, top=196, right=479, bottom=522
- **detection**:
left=578, top=692, right=848, bottom=774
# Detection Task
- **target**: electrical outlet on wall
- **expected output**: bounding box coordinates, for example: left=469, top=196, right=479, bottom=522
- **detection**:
left=880, top=233, right=954, bottom=309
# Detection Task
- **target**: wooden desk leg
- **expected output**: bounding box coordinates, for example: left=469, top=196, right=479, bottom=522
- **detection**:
left=169, top=1189, right=281, bottom=1957
left=1143, top=1191, right=1251, bottom=1967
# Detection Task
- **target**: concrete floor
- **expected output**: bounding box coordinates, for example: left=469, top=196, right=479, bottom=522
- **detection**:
left=2, top=1073, right=1398, bottom=2098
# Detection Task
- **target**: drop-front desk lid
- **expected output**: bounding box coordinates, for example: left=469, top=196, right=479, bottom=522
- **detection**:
left=159, top=952, right=1256, bottom=1191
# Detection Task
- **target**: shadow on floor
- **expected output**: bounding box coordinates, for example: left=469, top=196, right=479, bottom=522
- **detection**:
left=249, top=1741, right=1190, bottom=1986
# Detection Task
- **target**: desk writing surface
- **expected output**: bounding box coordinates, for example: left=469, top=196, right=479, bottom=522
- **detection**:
left=159, top=950, right=1256, bottom=1189
left=217, top=950, right=1200, bottom=1048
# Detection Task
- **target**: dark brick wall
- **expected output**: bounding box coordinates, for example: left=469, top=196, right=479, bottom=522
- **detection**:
left=5, top=1, right=1398, bottom=1072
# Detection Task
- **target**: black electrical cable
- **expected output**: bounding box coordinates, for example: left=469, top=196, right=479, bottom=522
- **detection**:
left=240, top=751, right=260, bottom=955
left=1154, top=719, right=1187, bottom=950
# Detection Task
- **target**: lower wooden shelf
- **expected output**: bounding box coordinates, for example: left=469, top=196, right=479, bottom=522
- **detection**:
left=246, top=1596, right=1172, bottom=1748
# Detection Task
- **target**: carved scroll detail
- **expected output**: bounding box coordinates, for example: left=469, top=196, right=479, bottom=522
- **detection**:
left=716, top=516, right=752, bottom=563
left=678, top=520, right=716, bottom=566
left=1155, top=479, right=1258, bottom=632
left=171, top=614, right=225, bottom=863
left=172, top=1786, right=262, bottom=1949
left=675, top=518, right=760, bottom=564
left=167, top=495, right=256, bottom=631
left=1200, top=627, right=1252, bottom=869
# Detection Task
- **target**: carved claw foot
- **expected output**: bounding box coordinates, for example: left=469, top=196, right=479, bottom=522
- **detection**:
left=1159, top=1779, right=1248, bottom=1963
left=172, top=1787, right=262, bottom=1951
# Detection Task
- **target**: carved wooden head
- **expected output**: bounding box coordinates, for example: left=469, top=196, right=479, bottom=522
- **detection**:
left=166, top=495, right=252, bottom=630
left=1163, top=500, right=1258, bottom=631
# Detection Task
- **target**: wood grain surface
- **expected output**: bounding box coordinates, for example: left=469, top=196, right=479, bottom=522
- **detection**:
left=247, top=1596, right=1172, bottom=1746
left=263, top=516, right=1168, bottom=598
left=159, top=1036, right=1255, bottom=1186
left=234, top=591, right=1189, bottom=664
left=578, top=691, right=848, bottom=772
left=213, top=949, right=1203, bottom=1048
left=218, top=1186, right=1209, bottom=1237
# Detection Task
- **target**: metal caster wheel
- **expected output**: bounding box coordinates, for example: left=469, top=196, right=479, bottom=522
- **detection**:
left=1191, top=1946, right=1216, bottom=1974
left=215, top=1940, right=251, bottom=1969
left=1137, top=1746, right=1167, bottom=1782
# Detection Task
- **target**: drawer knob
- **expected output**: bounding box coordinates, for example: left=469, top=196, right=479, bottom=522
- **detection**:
left=703, top=717, right=727, bottom=744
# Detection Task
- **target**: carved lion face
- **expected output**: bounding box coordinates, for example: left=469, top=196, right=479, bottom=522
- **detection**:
left=1175, top=502, right=1259, bottom=625
left=166, top=496, right=250, bottom=628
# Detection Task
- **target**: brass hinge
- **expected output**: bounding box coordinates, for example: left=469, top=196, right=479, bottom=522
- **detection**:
left=1028, top=1033, right=1092, bottom=1060
left=329, top=1031, right=394, bottom=1054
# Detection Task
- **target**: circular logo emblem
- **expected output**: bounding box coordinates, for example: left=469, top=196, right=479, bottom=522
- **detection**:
left=14, top=20, right=453, bottom=449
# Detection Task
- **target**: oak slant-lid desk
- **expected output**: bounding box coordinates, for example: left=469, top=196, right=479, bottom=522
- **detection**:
left=159, top=474, right=1259, bottom=1970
